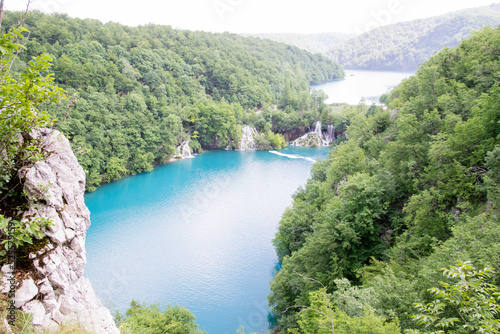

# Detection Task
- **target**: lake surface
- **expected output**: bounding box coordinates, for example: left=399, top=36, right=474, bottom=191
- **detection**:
left=312, top=69, right=414, bottom=105
left=84, top=146, right=330, bottom=334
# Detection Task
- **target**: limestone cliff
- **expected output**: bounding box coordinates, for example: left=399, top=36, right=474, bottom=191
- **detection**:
left=1, top=129, right=119, bottom=333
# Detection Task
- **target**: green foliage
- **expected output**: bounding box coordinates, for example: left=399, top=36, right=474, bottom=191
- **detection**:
left=0, top=27, right=65, bottom=202
left=0, top=215, right=52, bottom=257
left=482, top=145, right=500, bottom=207
left=408, top=261, right=500, bottom=334
left=194, top=99, right=240, bottom=148
left=270, top=169, right=390, bottom=327
left=288, top=287, right=401, bottom=334
left=0, top=10, right=343, bottom=191
left=270, top=25, right=500, bottom=332
left=236, top=326, right=258, bottom=334
left=247, top=32, right=354, bottom=55
left=117, top=300, right=205, bottom=334
left=0, top=27, right=61, bottom=261
left=330, top=278, right=378, bottom=318
left=273, top=202, right=317, bottom=261
left=362, top=264, right=421, bottom=329
left=266, top=131, right=287, bottom=149
left=254, top=131, right=288, bottom=150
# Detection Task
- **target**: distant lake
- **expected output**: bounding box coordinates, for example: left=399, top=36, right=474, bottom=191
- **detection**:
left=312, top=69, right=414, bottom=105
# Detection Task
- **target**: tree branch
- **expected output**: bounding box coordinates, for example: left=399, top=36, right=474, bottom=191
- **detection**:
left=0, top=0, right=4, bottom=30
left=9, top=30, right=30, bottom=70
left=294, top=271, right=327, bottom=289
left=15, top=0, right=32, bottom=29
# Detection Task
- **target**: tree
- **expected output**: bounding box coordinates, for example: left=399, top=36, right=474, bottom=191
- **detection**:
left=408, top=261, right=500, bottom=334
left=117, top=300, right=206, bottom=334
left=0, top=27, right=65, bottom=203
left=288, top=279, right=401, bottom=334
left=0, top=27, right=64, bottom=255
left=0, top=10, right=345, bottom=191
left=482, top=146, right=500, bottom=208
left=0, top=0, right=4, bottom=29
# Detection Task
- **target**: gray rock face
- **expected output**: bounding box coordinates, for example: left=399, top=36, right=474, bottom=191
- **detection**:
left=14, top=278, right=38, bottom=308
left=22, top=300, right=45, bottom=325
left=8, top=129, right=119, bottom=333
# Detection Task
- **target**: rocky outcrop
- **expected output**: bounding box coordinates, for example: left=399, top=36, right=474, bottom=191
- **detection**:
left=390, top=109, right=400, bottom=119
left=1, top=129, right=119, bottom=333
left=290, top=121, right=334, bottom=147
left=282, top=127, right=305, bottom=143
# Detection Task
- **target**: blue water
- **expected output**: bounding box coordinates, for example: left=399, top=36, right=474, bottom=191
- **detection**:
left=84, top=146, right=330, bottom=334
left=312, top=69, right=414, bottom=105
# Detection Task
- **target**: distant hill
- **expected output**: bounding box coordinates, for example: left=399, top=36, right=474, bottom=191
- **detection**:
left=244, top=32, right=354, bottom=54
left=326, top=4, right=500, bottom=71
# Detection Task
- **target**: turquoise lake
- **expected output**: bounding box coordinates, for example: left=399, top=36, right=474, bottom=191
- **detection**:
left=84, top=146, right=330, bottom=334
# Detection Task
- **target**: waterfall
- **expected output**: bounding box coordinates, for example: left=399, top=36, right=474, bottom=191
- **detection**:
left=176, top=140, right=193, bottom=159
left=290, top=121, right=330, bottom=147
left=314, top=121, right=322, bottom=135
left=325, top=124, right=336, bottom=143
left=239, top=125, right=258, bottom=150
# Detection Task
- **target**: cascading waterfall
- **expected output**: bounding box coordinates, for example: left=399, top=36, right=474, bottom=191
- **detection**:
left=239, top=125, right=258, bottom=150
left=290, top=121, right=334, bottom=147
left=325, top=124, right=336, bottom=142
left=176, top=140, right=193, bottom=159
left=314, top=121, right=322, bottom=135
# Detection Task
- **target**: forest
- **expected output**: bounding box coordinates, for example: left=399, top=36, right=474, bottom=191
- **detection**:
left=326, top=4, right=500, bottom=71
left=2, top=5, right=500, bottom=334
left=245, top=32, right=354, bottom=55
left=0, top=10, right=344, bottom=191
left=269, top=25, right=500, bottom=333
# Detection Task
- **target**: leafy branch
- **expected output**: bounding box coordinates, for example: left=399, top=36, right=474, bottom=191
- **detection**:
left=407, top=261, right=500, bottom=334
left=0, top=215, right=53, bottom=257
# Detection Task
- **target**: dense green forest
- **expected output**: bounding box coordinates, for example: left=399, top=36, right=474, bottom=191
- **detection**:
left=244, top=32, right=354, bottom=55
left=0, top=10, right=343, bottom=191
left=326, top=4, right=500, bottom=71
left=269, top=25, right=500, bottom=333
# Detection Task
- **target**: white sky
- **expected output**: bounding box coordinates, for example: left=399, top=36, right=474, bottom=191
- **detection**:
left=5, top=0, right=500, bottom=35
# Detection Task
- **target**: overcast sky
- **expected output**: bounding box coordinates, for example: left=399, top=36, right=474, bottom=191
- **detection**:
left=5, top=0, right=500, bottom=35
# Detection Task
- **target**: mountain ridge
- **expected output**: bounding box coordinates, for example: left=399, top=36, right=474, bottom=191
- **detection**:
left=243, top=4, right=500, bottom=71
left=326, top=3, right=500, bottom=71
left=242, top=32, right=354, bottom=54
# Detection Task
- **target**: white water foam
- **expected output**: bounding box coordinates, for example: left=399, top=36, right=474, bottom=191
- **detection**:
left=269, top=150, right=316, bottom=162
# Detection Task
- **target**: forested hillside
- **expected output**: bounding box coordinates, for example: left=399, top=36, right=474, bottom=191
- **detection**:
left=270, top=26, right=500, bottom=333
left=327, top=4, right=500, bottom=71
left=244, top=32, right=354, bottom=55
left=1, top=10, right=343, bottom=191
